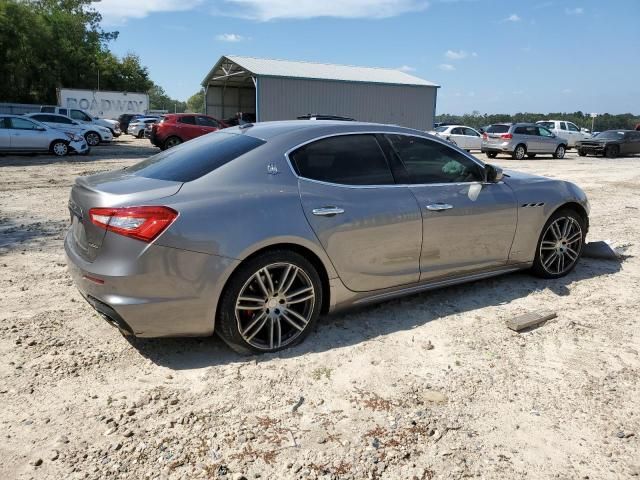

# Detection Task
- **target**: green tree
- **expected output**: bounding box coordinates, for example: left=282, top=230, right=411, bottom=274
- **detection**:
left=186, top=89, right=205, bottom=113
left=148, top=84, right=186, bottom=113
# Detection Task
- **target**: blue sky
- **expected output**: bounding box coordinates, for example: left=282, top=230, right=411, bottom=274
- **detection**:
left=96, top=0, right=639, bottom=115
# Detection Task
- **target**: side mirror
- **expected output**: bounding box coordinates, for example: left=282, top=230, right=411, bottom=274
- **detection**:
left=485, top=164, right=504, bottom=183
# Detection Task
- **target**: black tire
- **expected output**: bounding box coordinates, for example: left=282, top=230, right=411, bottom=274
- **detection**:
left=531, top=208, right=586, bottom=279
left=512, top=144, right=527, bottom=160
left=137, top=130, right=145, bottom=138
left=527, top=153, right=537, bottom=159
left=85, top=131, right=101, bottom=147
left=605, top=144, right=619, bottom=158
left=578, top=149, right=587, bottom=157
left=50, top=140, right=69, bottom=157
left=216, top=250, right=323, bottom=355
left=553, top=144, right=566, bottom=159
left=486, top=152, right=498, bottom=159
left=163, top=136, right=182, bottom=149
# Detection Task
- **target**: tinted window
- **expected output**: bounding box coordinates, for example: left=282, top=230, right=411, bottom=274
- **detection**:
left=595, top=131, right=624, bottom=140
left=434, top=126, right=448, bottom=133
left=464, top=128, right=479, bottom=137
left=515, top=126, right=538, bottom=136
left=50, top=115, right=73, bottom=124
left=196, top=116, right=219, bottom=128
left=386, top=134, right=484, bottom=184
left=58, top=108, right=67, bottom=116
left=10, top=118, right=40, bottom=130
left=0, top=117, right=9, bottom=128
left=537, top=121, right=554, bottom=129
left=567, top=123, right=580, bottom=132
left=127, top=132, right=265, bottom=182
left=178, top=116, right=196, bottom=125
left=145, top=119, right=157, bottom=124
left=70, top=110, right=91, bottom=121
left=487, top=125, right=509, bottom=134
left=290, top=135, right=394, bottom=186
left=559, top=122, right=568, bottom=130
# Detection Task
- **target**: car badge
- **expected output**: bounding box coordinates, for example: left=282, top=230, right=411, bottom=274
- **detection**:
left=267, top=163, right=279, bottom=175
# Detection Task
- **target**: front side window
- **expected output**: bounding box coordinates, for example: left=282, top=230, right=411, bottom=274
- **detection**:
left=70, top=110, right=91, bottom=121
left=58, top=108, right=68, bottom=115
left=464, top=128, right=480, bottom=137
left=178, top=116, right=196, bottom=125
left=568, top=122, right=580, bottom=132
left=385, top=134, right=484, bottom=184
left=10, top=118, right=40, bottom=130
left=289, top=134, right=394, bottom=186
left=53, top=115, right=73, bottom=124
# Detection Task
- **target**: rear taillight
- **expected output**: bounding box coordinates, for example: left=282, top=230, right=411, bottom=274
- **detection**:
left=500, top=133, right=513, bottom=139
left=89, top=206, right=178, bottom=243
left=482, top=133, right=488, bottom=140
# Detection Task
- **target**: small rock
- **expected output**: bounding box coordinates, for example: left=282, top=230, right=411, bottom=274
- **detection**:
left=55, top=435, right=69, bottom=444
left=30, top=458, right=43, bottom=467
left=123, top=430, right=134, bottom=438
left=104, top=427, right=116, bottom=436
left=126, top=409, right=135, bottom=416
left=423, top=390, right=448, bottom=404
left=233, top=474, right=248, bottom=480
left=50, top=450, right=59, bottom=461
left=425, top=340, right=434, bottom=350
left=169, top=399, right=179, bottom=405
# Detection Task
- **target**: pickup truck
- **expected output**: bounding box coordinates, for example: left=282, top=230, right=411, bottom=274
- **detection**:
left=40, top=106, right=121, bottom=137
left=535, top=120, right=590, bottom=148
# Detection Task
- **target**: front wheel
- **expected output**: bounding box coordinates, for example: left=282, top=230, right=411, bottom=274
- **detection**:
left=531, top=209, right=585, bottom=279
left=216, top=250, right=323, bottom=354
left=85, top=132, right=101, bottom=147
left=553, top=145, right=566, bottom=159
left=51, top=141, right=69, bottom=156
left=578, top=149, right=587, bottom=157
left=486, top=152, right=498, bottom=159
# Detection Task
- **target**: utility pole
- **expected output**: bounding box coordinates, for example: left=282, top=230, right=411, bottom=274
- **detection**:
left=590, top=113, right=597, bottom=133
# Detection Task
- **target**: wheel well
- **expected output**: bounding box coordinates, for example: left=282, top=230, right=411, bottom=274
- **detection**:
left=555, top=202, right=589, bottom=233
left=516, top=143, right=527, bottom=151
left=223, top=243, right=331, bottom=316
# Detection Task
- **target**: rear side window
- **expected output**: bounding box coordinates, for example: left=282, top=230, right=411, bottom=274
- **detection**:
left=515, top=126, right=538, bottom=135
left=178, top=116, right=196, bottom=125
left=10, top=117, right=40, bottom=130
left=289, top=134, right=394, bottom=186
left=127, top=132, right=265, bottom=182
left=196, top=116, right=219, bottom=128
left=487, top=125, right=509, bottom=134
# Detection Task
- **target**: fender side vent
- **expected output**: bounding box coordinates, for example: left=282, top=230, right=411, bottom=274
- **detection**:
left=521, top=202, right=545, bottom=208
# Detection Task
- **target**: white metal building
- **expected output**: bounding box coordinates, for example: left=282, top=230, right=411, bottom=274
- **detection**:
left=201, top=55, right=440, bottom=130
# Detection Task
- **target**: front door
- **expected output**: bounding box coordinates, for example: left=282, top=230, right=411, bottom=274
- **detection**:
left=537, top=126, right=558, bottom=153
left=291, top=134, right=423, bottom=292
left=383, top=133, right=518, bottom=280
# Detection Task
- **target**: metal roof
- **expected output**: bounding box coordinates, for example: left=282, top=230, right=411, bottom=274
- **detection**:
left=202, top=55, right=439, bottom=88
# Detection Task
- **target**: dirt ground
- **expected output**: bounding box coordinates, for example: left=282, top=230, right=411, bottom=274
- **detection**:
left=1, top=137, right=639, bottom=480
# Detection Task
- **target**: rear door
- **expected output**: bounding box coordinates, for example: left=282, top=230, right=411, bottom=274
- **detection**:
left=176, top=115, right=199, bottom=140
left=291, top=133, right=423, bottom=292
left=384, top=133, right=517, bottom=280
left=8, top=117, right=50, bottom=150
left=448, top=127, right=467, bottom=149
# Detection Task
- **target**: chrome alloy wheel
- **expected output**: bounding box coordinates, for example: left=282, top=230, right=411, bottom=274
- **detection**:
left=514, top=145, right=526, bottom=160
left=235, top=263, right=316, bottom=350
left=539, top=216, right=583, bottom=275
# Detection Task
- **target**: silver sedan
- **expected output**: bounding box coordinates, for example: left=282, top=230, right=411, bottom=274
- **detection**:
left=65, top=121, right=590, bottom=354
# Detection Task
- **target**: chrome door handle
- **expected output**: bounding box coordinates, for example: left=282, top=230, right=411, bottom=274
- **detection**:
left=426, top=203, right=454, bottom=211
left=312, top=207, right=345, bottom=217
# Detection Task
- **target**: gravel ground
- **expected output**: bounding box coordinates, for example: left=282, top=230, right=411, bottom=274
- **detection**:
left=1, top=137, right=639, bottom=480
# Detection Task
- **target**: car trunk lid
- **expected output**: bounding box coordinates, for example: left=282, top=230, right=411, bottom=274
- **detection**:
left=68, top=169, right=182, bottom=261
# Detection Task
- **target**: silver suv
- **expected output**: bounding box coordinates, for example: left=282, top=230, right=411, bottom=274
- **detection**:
left=481, top=123, right=568, bottom=160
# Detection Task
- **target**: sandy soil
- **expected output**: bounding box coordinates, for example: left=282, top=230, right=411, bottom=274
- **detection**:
left=1, top=137, right=639, bottom=480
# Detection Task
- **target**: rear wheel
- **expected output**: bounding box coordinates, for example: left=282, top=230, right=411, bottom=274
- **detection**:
left=553, top=145, right=566, bottom=159
left=50, top=140, right=68, bottom=156
left=605, top=145, right=619, bottom=158
left=531, top=209, right=585, bottom=279
left=486, top=152, right=498, bottom=159
left=512, top=144, right=527, bottom=160
left=85, top=131, right=101, bottom=147
left=163, top=136, right=182, bottom=149
left=137, top=130, right=145, bottom=138
left=217, top=250, right=323, bottom=354
left=527, top=153, right=537, bottom=159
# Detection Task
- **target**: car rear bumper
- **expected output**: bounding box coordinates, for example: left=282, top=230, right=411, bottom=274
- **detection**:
left=481, top=144, right=513, bottom=153
left=64, top=230, right=240, bottom=337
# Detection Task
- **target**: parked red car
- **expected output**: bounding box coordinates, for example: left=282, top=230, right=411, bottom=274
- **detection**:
left=149, top=114, right=228, bottom=150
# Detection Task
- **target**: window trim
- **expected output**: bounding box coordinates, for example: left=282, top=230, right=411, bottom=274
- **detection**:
left=284, top=131, right=490, bottom=189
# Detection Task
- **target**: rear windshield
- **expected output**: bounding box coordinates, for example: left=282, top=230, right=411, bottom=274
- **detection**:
left=434, top=126, right=448, bottom=132
left=594, top=131, right=624, bottom=140
left=126, top=132, right=265, bottom=182
left=487, top=125, right=509, bottom=134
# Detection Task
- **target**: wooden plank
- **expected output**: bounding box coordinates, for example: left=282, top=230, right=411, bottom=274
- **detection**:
left=505, top=310, right=557, bottom=332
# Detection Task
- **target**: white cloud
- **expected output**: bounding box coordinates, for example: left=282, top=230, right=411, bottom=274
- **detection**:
left=445, top=49, right=468, bottom=60
left=397, top=65, right=416, bottom=72
left=504, top=13, right=521, bottom=22
left=216, top=33, right=246, bottom=42
left=93, top=0, right=203, bottom=25
left=438, top=63, right=455, bottom=71
left=213, top=0, right=430, bottom=21
left=565, top=7, right=584, bottom=15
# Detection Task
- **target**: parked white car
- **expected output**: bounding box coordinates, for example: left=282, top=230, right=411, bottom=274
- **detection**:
left=25, top=113, right=113, bottom=147
left=429, top=125, right=483, bottom=151
left=127, top=117, right=159, bottom=138
left=0, top=114, right=89, bottom=156
left=535, top=120, right=590, bottom=148
left=40, top=106, right=121, bottom=137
